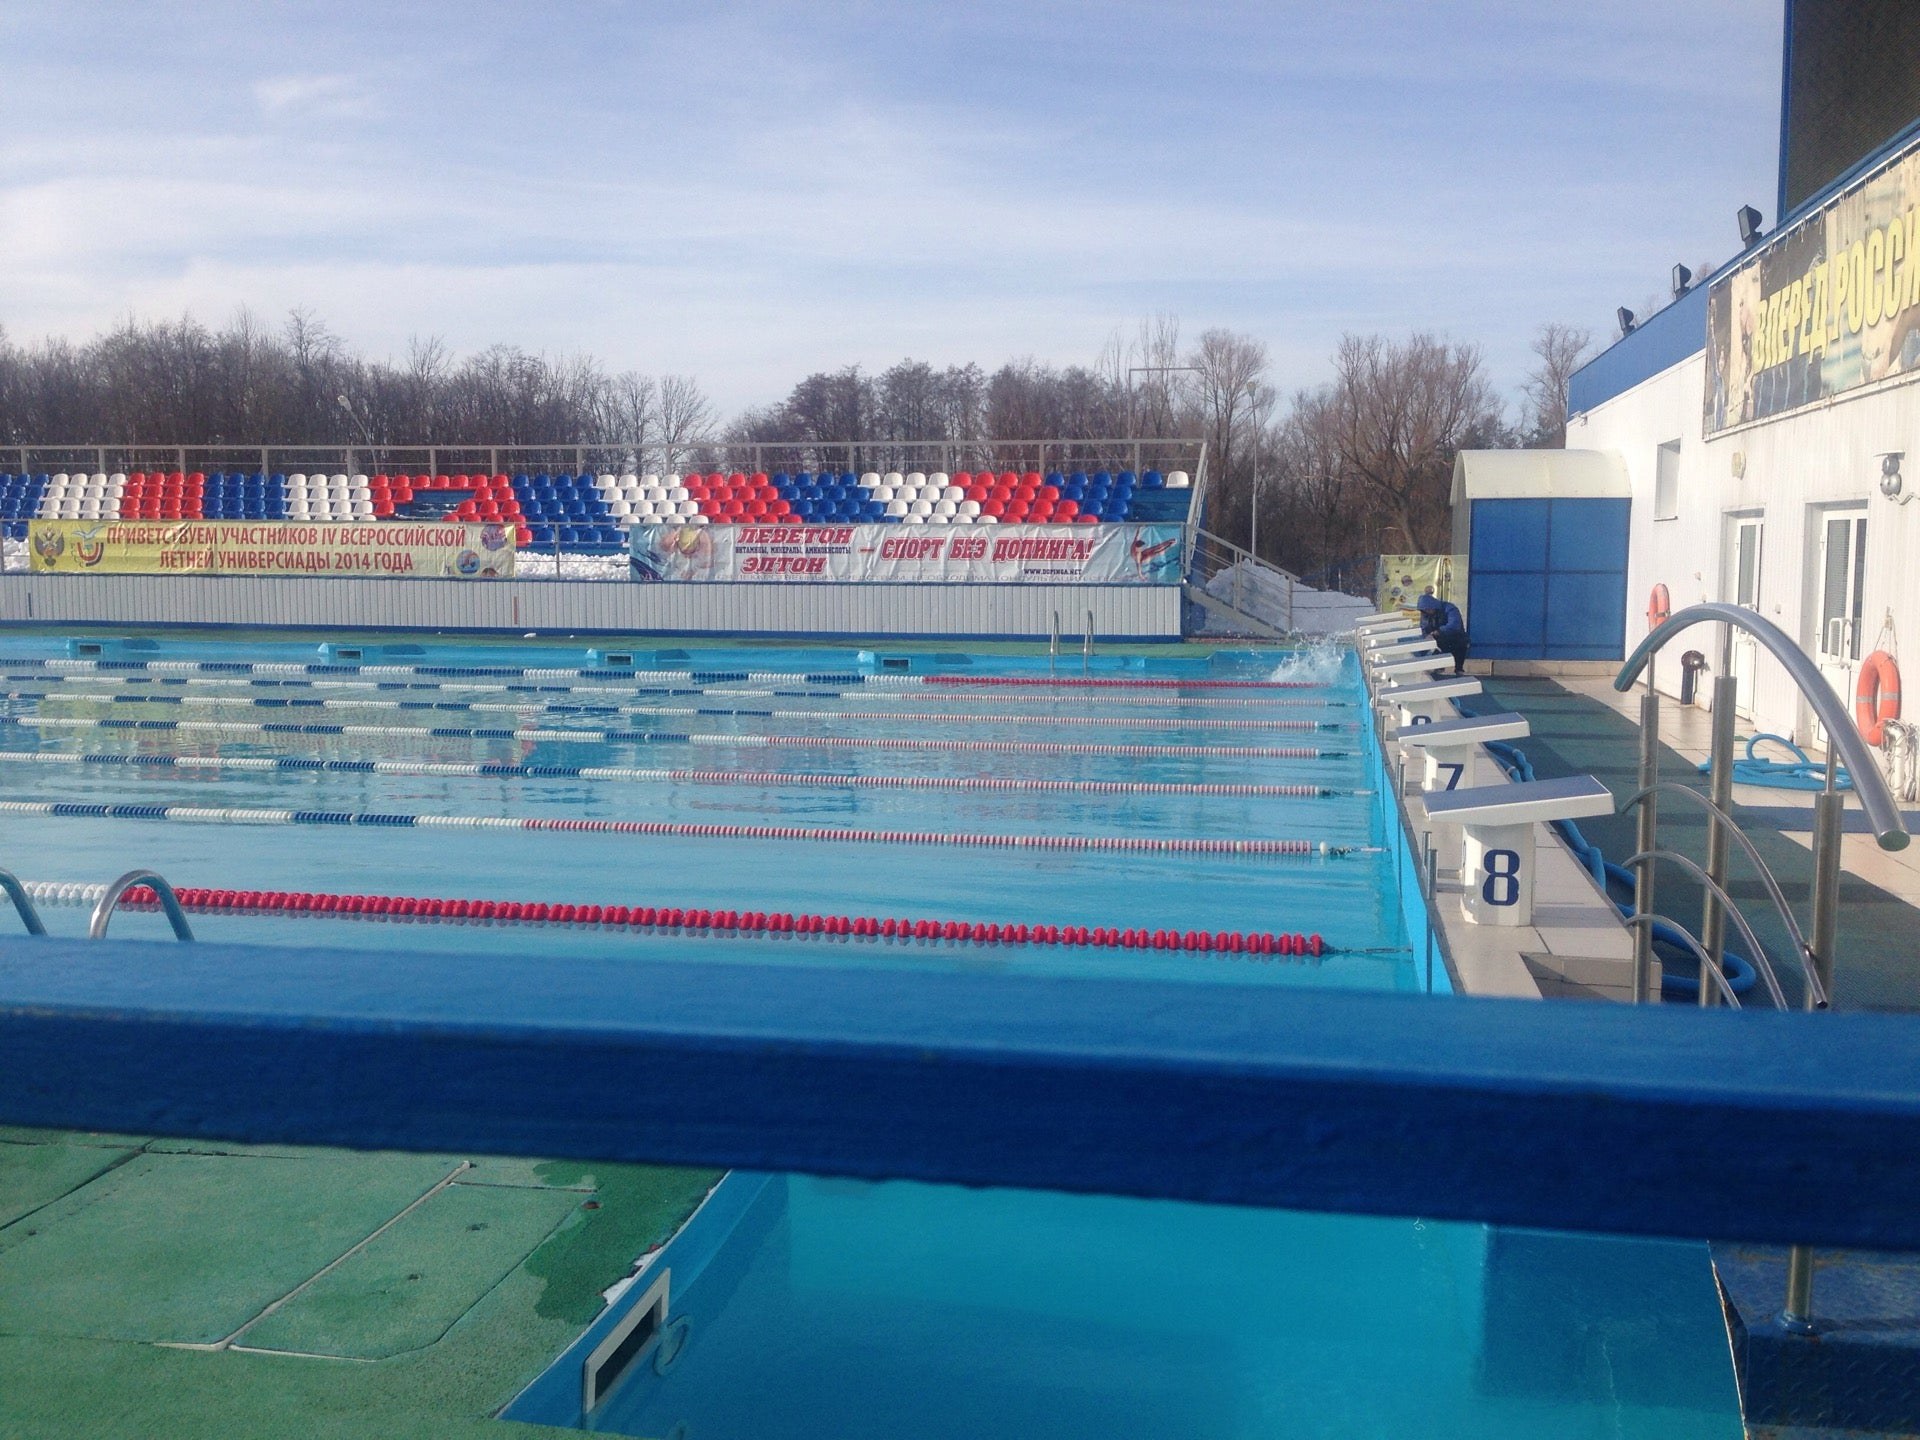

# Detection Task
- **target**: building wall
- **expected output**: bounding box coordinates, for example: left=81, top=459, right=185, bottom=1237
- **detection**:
left=1568, top=355, right=1920, bottom=744
left=0, top=576, right=1182, bottom=642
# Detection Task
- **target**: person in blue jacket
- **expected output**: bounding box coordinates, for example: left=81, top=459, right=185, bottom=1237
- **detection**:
left=1416, top=592, right=1469, bottom=675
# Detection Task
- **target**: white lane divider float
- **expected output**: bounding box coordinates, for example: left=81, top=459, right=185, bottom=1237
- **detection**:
left=0, top=749, right=1367, bottom=799
left=0, top=799, right=1374, bottom=856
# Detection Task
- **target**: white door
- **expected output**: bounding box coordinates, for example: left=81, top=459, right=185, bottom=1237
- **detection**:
left=1810, top=505, right=1868, bottom=745
left=1725, top=515, right=1763, bottom=719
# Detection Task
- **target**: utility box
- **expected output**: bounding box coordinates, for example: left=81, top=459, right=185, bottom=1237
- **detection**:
left=1451, top=450, right=1631, bottom=661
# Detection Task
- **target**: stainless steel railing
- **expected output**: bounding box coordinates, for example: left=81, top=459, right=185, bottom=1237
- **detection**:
left=89, top=870, right=195, bottom=942
left=1615, top=601, right=1910, bottom=1330
left=0, top=869, right=47, bottom=936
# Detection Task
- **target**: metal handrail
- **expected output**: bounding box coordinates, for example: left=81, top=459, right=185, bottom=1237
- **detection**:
left=89, top=870, right=195, bottom=941
left=1619, top=849, right=1800, bottom=1009
left=1618, top=602, right=1909, bottom=851
left=0, top=869, right=47, bottom=936
left=1621, top=914, right=1744, bottom=1008
left=1620, top=781, right=1821, bottom=1006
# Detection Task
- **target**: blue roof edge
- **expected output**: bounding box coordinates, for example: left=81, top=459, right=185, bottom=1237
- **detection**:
left=1568, top=117, right=1920, bottom=420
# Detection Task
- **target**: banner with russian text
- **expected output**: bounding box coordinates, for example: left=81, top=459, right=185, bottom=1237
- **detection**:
left=1705, top=137, right=1920, bottom=434
left=629, top=523, right=1183, bottom=584
left=28, top=520, right=516, bottom=578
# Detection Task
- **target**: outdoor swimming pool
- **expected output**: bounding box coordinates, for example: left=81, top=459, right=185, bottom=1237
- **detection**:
left=0, top=633, right=1742, bottom=1437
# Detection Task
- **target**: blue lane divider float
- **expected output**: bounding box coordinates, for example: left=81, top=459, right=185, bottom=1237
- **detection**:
left=0, top=689, right=1350, bottom=733
left=0, top=748, right=1360, bottom=799
left=0, top=714, right=1346, bottom=760
left=0, top=672, right=1344, bottom=709
left=0, top=656, right=1332, bottom=690
left=1483, top=739, right=1758, bottom=999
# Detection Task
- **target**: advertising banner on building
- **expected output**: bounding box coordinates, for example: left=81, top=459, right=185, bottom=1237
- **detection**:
left=630, top=523, right=1183, bottom=584
left=28, top=520, right=516, bottom=578
left=1705, top=138, right=1920, bottom=434
left=1376, top=554, right=1467, bottom=618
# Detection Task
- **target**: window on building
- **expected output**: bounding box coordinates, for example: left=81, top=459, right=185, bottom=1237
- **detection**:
left=1654, top=440, right=1681, bottom=521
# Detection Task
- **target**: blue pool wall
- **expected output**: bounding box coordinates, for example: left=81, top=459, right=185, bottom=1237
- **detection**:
left=504, top=1172, right=782, bottom=1428
left=1353, top=647, right=1450, bottom=995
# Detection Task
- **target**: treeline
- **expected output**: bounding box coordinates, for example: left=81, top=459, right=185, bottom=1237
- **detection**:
left=0, top=309, right=1591, bottom=588
left=0, top=311, right=716, bottom=456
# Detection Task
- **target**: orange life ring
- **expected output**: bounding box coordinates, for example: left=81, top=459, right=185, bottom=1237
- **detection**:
left=1857, top=650, right=1902, bottom=745
left=1647, top=583, right=1671, bottom=632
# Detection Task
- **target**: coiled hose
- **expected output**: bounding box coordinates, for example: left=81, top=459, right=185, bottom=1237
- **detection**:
left=1693, top=732, right=1851, bottom=792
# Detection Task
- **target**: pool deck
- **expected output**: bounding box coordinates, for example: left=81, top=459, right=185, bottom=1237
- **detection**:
left=1463, top=671, right=1920, bottom=1014
left=0, top=1126, right=718, bottom=1438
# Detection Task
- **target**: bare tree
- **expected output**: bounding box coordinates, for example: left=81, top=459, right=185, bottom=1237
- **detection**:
left=1327, top=332, right=1500, bottom=553
left=657, top=374, right=716, bottom=470
left=1522, top=322, right=1595, bottom=448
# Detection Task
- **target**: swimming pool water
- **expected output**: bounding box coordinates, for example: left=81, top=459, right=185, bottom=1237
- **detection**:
left=0, top=631, right=1744, bottom=1436
left=0, top=634, right=1408, bottom=988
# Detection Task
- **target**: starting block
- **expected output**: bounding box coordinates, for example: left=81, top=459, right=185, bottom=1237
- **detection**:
left=1393, top=711, right=1531, bottom=795
left=1423, top=775, right=1615, bottom=926
left=1377, top=674, right=1482, bottom=727
left=1371, top=650, right=1452, bottom=682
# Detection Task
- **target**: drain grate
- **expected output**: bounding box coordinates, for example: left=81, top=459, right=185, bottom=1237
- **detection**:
left=583, top=1269, right=670, bottom=1412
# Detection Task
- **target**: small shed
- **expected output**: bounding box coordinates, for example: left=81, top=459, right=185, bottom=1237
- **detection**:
left=1451, top=450, right=1631, bottom=661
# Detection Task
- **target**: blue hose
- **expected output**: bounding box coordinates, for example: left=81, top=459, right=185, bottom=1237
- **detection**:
left=1695, top=732, right=1852, bottom=792
left=1481, top=740, right=1757, bottom=998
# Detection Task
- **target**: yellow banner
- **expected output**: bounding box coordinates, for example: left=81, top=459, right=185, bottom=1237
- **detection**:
left=28, top=520, right=516, bottom=579
left=1377, top=554, right=1466, bottom=617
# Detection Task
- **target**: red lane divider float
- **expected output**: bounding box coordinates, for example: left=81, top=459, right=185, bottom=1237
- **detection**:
left=101, top=883, right=1327, bottom=957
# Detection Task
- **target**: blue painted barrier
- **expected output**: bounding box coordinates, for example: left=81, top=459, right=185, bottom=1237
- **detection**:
left=2, top=936, right=1919, bottom=1249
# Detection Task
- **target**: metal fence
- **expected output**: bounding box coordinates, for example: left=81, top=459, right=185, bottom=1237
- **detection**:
left=0, top=438, right=1206, bottom=484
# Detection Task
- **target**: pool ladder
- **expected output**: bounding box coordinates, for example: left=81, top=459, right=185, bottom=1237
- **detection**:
left=0, top=867, right=195, bottom=941
left=1616, top=603, right=1908, bottom=1331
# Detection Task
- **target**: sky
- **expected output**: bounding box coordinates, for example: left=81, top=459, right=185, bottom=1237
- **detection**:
left=0, top=1, right=1782, bottom=416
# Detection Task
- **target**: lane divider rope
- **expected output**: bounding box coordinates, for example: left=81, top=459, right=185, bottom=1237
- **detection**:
left=21, top=879, right=1329, bottom=957
left=0, top=672, right=1347, bottom=709
left=0, top=749, right=1363, bottom=798
left=2, top=715, right=1346, bottom=759
left=1, top=690, right=1348, bottom=732
left=0, top=799, right=1370, bottom=855
left=4, top=656, right=1324, bottom=690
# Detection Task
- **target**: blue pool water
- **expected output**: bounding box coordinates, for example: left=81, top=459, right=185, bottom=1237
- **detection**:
left=0, top=633, right=1743, bottom=1435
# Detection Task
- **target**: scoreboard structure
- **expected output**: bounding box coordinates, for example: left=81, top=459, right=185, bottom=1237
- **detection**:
left=1780, top=0, right=1920, bottom=217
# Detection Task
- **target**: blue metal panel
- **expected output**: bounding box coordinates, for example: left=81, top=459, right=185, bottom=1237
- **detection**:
left=1566, top=285, right=1709, bottom=417
left=1548, top=498, right=1630, bottom=573
left=1546, top=570, right=1630, bottom=658
left=1469, top=499, right=1550, bottom=572
left=4, top=936, right=1920, bottom=1248
left=1465, top=572, right=1547, bottom=657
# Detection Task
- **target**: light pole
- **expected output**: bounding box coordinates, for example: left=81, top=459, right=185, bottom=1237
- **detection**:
left=1126, top=364, right=1202, bottom=491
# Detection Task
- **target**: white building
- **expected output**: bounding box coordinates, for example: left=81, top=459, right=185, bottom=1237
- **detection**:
left=1566, top=114, right=1920, bottom=751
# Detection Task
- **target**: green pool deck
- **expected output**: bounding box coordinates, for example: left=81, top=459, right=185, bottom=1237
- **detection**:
left=1464, top=673, right=1920, bottom=1014
left=0, top=1125, right=719, bottom=1438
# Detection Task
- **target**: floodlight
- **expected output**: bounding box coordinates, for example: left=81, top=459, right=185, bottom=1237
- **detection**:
left=1737, top=205, right=1764, bottom=248
left=1617, top=307, right=1636, bottom=337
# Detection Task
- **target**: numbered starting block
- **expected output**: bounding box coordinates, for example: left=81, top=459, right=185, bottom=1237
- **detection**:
left=1378, top=674, right=1482, bottom=728
left=1361, top=628, right=1425, bottom=657
left=1370, top=650, right=1451, bottom=682
left=1393, top=711, right=1530, bottom=795
left=1423, top=775, right=1615, bottom=926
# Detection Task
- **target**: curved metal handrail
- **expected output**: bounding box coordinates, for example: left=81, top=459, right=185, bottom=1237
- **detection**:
left=89, top=870, right=195, bottom=942
left=1619, top=781, right=1817, bottom=994
left=1620, top=848, right=1814, bottom=1009
left=0, top=869, right=47, bottom=936
left=1617, top=602, right=1909, bottom=850
left=1621, top=913, right=1744, bottom=1008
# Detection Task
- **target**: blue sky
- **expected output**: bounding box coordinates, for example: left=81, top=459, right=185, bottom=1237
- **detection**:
left=0, top=1, right=1780, bottom=414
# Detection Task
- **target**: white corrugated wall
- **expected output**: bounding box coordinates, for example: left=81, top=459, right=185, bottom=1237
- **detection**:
left=0, top=576, right=1182, bottom=641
